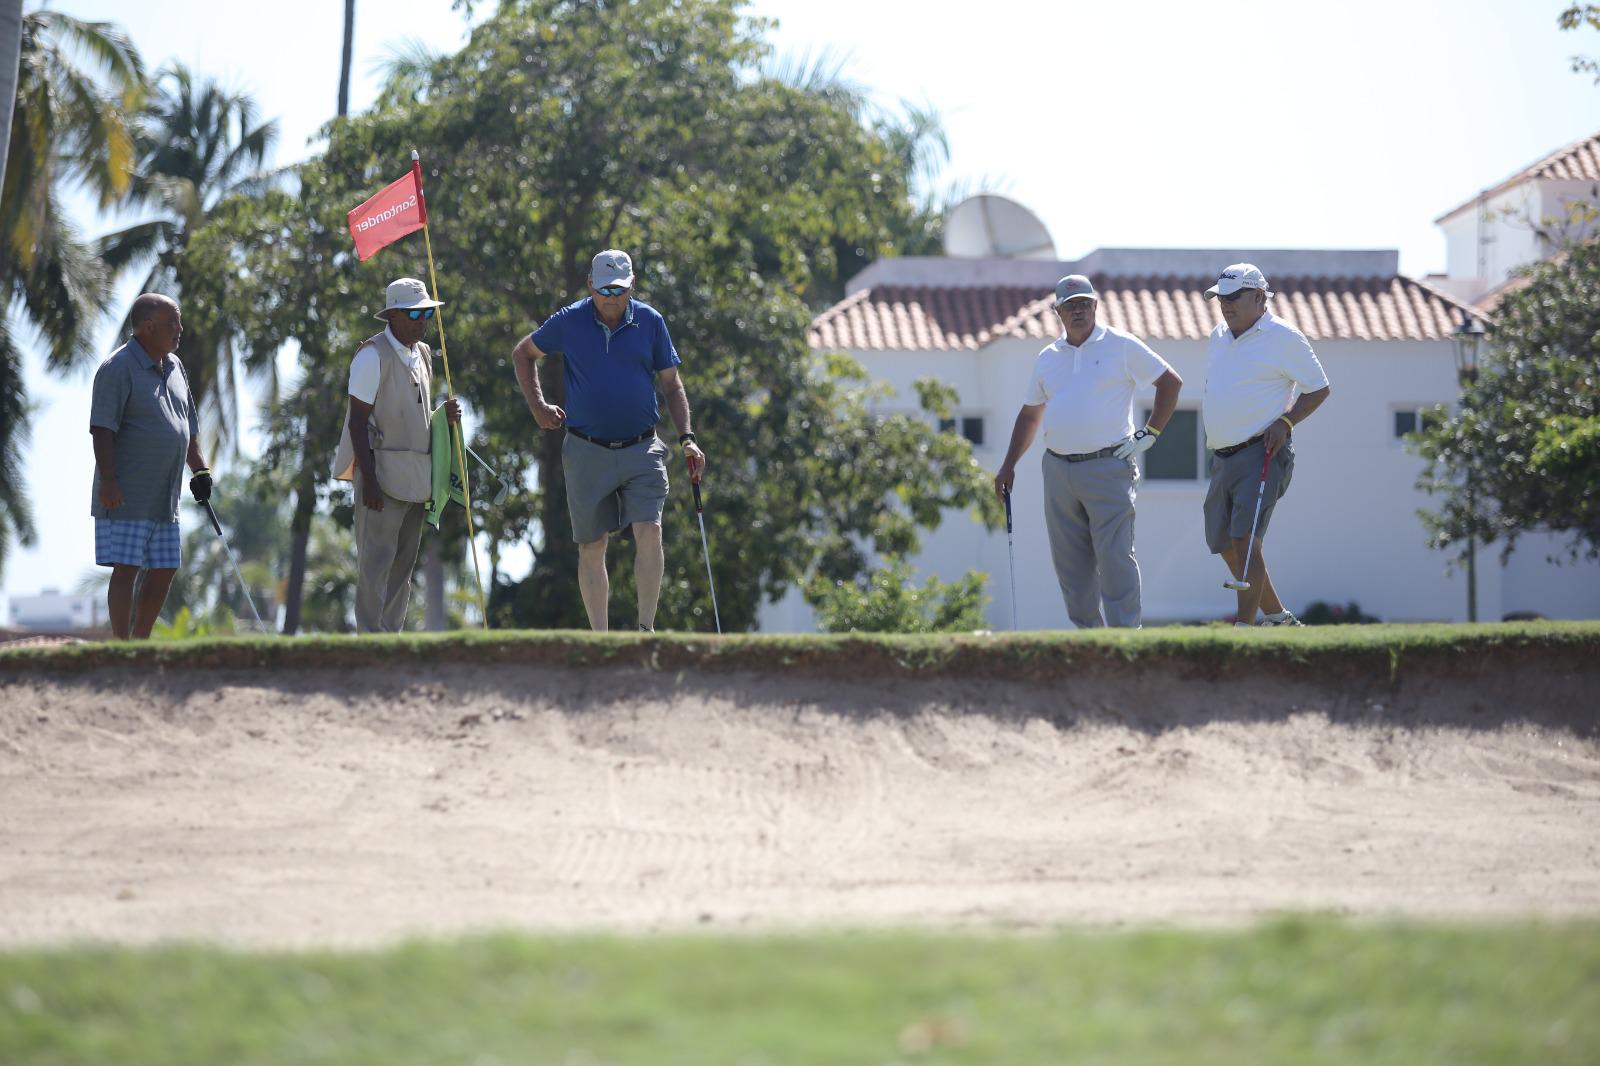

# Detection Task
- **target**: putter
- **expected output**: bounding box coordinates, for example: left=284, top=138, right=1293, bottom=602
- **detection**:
left=202, top=500, right=267, bottom=629
left=692, top=478, right=723, bottom=635
left=1222, top=449, right=1274, bottom=593
left=462, top=443, right=512, bottom=506
left=1003, top=487, right=1019, bottom=630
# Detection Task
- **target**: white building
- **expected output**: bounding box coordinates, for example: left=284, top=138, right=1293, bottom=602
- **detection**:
left=761, top=134, right=1600, bottom=630
left=6, top=588, right=107, bottom=631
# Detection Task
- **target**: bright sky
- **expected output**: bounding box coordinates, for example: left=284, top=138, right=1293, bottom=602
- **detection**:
left=5, top=0, right=1598, bottom=618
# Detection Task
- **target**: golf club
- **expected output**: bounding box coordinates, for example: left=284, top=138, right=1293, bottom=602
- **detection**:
left=1003, top=487, right=1019, bottom=631
left=691, top=478, right=723, bottom=635
left=1222, top=449, right=1274, bottom=593
left=462, top=443, right=512, bottom=506
left=203, top=500, right=267, bottom=629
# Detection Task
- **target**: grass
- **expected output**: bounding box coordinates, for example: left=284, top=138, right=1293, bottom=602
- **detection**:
left=2, top=620, right=1599, bottom=685
left=1, top=918, right=1596, bottom=1065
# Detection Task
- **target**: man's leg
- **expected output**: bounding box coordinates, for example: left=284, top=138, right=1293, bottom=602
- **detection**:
left=107, top=565, right=139, bottom=639
left=1224, top=537, right=1270, bottom=623
left=632, top=520, right=664, bottom=630
left=1079, top=459, right=1141, bottom=628
left=1042, top=458, right=1105, bottom=628
left=131, top=567, right=177, bottom=639
left=380, top=501, right=426, bottom=632
left=353, top=473, right=404, bottom=633
left=578, top=534, right=611, bottom=631
left=1220, top=540, right=1286, bottom=619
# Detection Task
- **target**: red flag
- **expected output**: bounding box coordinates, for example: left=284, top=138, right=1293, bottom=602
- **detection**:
left=346, top=161, right=427, bottom=261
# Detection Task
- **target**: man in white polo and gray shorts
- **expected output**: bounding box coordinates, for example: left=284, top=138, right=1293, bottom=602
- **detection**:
left=995, top=275, right=1183, bottom=628
left=1200, top=263, right=1332, bottom=626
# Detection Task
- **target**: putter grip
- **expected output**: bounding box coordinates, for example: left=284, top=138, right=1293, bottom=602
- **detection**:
left=1003, top=489, right=1013, bottom=534
left=204, top=501, right=223, bottom=536
left=692, top=481, right=704, bottom=513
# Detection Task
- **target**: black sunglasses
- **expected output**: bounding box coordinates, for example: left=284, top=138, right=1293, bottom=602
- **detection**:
left=1218, top=289, right=1256, bottom=305
left=595, top=284, right=629, bottom=297
left=404, top=307, right=436, bottom=320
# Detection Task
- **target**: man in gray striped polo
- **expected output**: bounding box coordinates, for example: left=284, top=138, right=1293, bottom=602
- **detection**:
left=994, top=275, right=1183, bottom=628
left=89, top=293, right=212, bottom=639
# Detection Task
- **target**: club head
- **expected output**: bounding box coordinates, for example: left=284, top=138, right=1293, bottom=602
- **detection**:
left=1222, top=580, right=1251, bottom=591
left=492, top=484, right=510, bottom=506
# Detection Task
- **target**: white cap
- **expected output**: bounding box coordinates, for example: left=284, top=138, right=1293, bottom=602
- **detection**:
left=1053, top=274, right=1098, bottom=305
left=374, top=277, right=444, bottom=320
left=1204, top=263, right=1274, bottom=300
left=590, top=249, right=635, bottom=289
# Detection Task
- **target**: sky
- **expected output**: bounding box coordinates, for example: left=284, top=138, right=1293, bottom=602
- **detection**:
left=4, top=0, right=1598, bottom=618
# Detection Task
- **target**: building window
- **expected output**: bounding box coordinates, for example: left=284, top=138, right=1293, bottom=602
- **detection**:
left=939, top=415, right=985, bottom=446
left=1140, top=408, right=1209, bottom=480
left=1393, top=408, right=1438, bottom=439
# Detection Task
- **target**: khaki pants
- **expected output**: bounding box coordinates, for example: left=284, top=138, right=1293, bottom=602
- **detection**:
left=353, top=471, right=425, bottom=633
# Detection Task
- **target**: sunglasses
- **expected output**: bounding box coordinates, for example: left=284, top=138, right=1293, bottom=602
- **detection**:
left=595, top=285, right=629, bottom=297
left=404, top=307, right=436, bottom=320
left=1217, top=289, right=1256, bottom=304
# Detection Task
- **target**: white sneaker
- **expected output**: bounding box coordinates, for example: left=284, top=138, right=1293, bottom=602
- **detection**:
left=1261, top=610, right=1304, bottom=627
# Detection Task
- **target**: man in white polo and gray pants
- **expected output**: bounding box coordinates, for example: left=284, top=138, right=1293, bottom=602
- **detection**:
left=1200, top=263, right=1331, bottom=626
left=995, top=275, right=1183, bottom=628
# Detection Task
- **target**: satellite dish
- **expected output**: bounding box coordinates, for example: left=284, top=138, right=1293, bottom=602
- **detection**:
left=943, top=194, right=1056, bottom=259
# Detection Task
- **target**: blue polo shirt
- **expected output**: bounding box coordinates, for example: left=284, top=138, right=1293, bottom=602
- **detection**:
left=530, top=297, right=680, bottom=439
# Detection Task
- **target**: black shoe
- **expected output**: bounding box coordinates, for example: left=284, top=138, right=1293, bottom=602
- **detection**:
left=638, top=623, right=654, bottom=633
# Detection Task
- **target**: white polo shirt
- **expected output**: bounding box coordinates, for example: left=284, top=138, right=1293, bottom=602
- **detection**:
left=1024, top=323, right=1173, bottom=455
left=348, top=326, right=428, bottom=405
left=1201, top=310, right=1329, bottom=449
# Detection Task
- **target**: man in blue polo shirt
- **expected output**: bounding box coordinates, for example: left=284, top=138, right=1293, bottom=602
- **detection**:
left=89, top=293, right=213, bottom=639
left=511, top=249, right=706, bottom=631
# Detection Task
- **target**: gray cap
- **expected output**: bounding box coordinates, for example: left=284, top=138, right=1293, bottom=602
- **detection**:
left=1054, top=274, right=1098, bottom=305
left=373, top=277, right=444, bottom=320
left=590, top=249, right=635, bottom=289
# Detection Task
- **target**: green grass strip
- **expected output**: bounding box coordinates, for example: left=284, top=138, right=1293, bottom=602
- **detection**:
left=3, top=621, right=1598, bottom=684
left=2, top=918, right=1596, bottom=1065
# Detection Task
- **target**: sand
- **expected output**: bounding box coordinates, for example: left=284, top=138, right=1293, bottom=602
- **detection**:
left=2, top=663, right=1597, bottom=947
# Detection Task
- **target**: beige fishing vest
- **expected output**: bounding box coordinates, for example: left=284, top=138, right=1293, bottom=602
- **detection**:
left=331, top=331, right=434, bottom=503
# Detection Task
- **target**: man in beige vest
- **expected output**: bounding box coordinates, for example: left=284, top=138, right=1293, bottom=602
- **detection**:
left=332, top=277, right=461, bottom=632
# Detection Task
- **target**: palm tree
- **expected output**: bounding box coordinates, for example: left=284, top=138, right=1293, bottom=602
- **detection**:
left=98, top=63, right=278, bottom=455
left=1, top=0, right=23, bottom=188
left=1, top=10, right=144, bottom=577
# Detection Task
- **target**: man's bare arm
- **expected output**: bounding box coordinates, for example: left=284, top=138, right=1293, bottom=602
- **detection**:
left=512, top=335, right=565, bottom=429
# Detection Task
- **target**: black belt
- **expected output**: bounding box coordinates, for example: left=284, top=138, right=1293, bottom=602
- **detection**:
left=566, top=426, right=655, bottom=450
left=1048, top=444, right=1120, bottom=463
left=1213, top=433, right=1266, bottom=458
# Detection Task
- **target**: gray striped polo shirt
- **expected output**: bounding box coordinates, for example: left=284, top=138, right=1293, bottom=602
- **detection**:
left=89, top=338, right=199, bottom=523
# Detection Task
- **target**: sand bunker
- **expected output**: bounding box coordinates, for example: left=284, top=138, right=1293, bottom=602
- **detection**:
left=2, top=662, right=1597, bottom=947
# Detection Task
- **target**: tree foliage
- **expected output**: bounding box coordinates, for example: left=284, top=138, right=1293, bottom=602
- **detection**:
left=181, top=0, right=994, bottom=632
left=1, top=10, right=145, bottom=577
left=809, top=556, right=989, bottom=634
left=1411, top=238, right=1600, bottom=562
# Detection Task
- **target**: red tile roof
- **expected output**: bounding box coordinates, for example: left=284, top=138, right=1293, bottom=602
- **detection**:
left=808, top=275, right=1474, bottom=350
left=1436, top=128, right=1600, bottom=223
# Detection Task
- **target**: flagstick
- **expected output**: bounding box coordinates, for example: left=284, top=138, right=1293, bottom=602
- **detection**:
left=419, top=218, right=489, bottom=629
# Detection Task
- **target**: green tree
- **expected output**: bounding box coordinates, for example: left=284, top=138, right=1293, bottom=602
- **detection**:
left=1410, top=238, right=1600, bottom=563
left=97, top=62, right=278, bottom=454
left=0, top=10, right=144, bottom=575
left=180, top=0, right=995, bottom=632
left=809, top=556, right=989, bottom=634
left=1560, top=4, right=1600, bottom=82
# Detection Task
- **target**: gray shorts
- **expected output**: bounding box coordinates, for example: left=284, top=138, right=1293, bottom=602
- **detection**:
left=1203, top=439, right=1294, bottom=554
left=562, top=431, right=670, bottom=545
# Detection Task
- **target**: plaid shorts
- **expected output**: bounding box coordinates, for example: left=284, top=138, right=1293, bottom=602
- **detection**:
left=95, top=518, right=182, bottom=569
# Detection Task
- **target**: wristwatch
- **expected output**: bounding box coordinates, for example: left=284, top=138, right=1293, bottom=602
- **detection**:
left=678, top=432, right=697, bottom=446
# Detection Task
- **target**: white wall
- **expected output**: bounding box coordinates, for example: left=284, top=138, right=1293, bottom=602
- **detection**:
left=759, top=328, right=1600, bottom=631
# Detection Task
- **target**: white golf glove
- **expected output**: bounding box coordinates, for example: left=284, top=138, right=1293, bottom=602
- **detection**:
left=1113, top=427, right=1160, bottom=460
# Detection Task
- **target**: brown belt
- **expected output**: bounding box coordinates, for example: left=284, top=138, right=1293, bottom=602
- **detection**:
left=1213, top=433, right=1266, bottom=458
